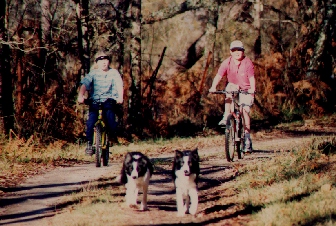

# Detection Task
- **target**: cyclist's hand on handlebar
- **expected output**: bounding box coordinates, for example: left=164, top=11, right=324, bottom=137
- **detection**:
left=247, top=88, right=256, bottom=95
left=116, top=97, right=123, bottom=104
left=209, top=87, right=217, bottom=93
left=77, top=95, right=86, bottom=104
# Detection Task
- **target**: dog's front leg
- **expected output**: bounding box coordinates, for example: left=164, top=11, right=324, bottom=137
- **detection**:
left=188, top=188, right=198, bottom=215
left=176, top=188, right=186, bottom=217
left=140, top=183, right=149, bottom=211
left=125, top=182, right=138, bottom=207
left=125, top=184, right=132, bottom=206
left=132, top=187, right=139, bottom=206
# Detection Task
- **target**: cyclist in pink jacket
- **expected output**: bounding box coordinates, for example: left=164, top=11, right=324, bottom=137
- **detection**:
left=209, top=40, right=255, bottom=152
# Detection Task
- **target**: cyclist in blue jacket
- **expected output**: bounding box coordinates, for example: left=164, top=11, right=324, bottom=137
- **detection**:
left=77, top=51, right=123, bottom=155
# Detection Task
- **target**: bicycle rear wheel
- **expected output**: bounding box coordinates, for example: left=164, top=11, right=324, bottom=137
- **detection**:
left=225, top=114, right=236, bottom=162
left=95, top=124, right=102, bottom=167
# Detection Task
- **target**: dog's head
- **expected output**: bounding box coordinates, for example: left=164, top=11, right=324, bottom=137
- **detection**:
left=120, top=152, right=153, bottom=184
left=173, top=148, right=199, bottom=177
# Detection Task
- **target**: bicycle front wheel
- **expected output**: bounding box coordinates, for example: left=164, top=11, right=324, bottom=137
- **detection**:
left=95, top=124, right=102, bottom=167
left=102, top=136, right=109, bottom=166
left=236, top=119, right=243, bottom=160
left=225, top=114, right=236, bottom=162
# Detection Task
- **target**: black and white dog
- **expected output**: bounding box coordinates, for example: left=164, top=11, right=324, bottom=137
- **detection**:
left=172, top=148, right=200, bottom=216
left=120, top=152, right=153, bottom=211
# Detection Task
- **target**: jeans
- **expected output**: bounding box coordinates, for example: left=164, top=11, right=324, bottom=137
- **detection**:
left=86, top=99, right=117, bottom=143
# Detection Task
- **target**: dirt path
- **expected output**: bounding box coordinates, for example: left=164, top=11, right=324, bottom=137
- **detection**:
left=0, top=134, right=327, bottom=225
left=0, top=163, right=118, bottom=226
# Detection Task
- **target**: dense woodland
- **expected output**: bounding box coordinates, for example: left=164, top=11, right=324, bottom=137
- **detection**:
left=0, top=0, right=335, bottom=143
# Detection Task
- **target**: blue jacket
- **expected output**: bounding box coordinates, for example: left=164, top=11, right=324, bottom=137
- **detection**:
left=80, top=68, right=123, bottom=103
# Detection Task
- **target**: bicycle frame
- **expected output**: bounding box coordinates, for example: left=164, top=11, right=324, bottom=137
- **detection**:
left=93, top=105, right=108, bottom=149
left=229, top=91, right=245, bottom=142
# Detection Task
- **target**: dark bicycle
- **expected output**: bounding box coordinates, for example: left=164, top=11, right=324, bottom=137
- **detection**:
left=211, top=90, right=253, bottom=162
left=84, top=98, right=110, bottom=167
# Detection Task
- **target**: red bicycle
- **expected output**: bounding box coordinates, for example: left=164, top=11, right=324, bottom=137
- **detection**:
left=211, top=90, right=253, bottom=162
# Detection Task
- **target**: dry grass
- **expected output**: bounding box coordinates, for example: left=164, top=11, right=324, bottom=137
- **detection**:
left=0, top=136, right=88, bottom=187
left=230, top=136, right=336, bottom=226
left=251, top=188, right=336, bottom=226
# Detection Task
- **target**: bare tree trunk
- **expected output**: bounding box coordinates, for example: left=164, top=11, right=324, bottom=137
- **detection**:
left=204, top=1, right=218, bottom=79
left=111, top=0, right=132, bottom=132
left=81, top=0, right=90, bottom=73
left=39, top=0, right=51, bottom=88
left=14, top=1, right=25, bottom=114
left=75, top=0, right=90, bottom=77
left=253, top=0, right=262, bottom=59
left=41, top=0, right=51, bottom=44
left=127, top=0, right=143, bottom=134
left=0, top=0, right=13, bottom=134
left=295, top=0, right=335, bottom=79
left=0, top=0, right=6, bottom=133
left=16, top=22, right=24, bottom=113
left=306, top=2, right=335, bottom=78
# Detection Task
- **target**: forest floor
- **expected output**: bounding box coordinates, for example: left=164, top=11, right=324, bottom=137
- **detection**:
left=0, top=120, right=335, bottom=226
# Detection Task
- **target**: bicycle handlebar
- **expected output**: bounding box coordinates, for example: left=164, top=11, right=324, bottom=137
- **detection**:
left=209, top=90, right=255, bottom=95
left=83, top=98, right=92, bottom=105
left=81, top=98, right=116, bottom=105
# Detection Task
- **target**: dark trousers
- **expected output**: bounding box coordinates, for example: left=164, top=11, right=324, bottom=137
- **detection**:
left=86, top=99, right=117, bottom=143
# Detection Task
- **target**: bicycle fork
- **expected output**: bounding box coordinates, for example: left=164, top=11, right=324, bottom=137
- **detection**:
left=93, top=109, right=108, bottom=149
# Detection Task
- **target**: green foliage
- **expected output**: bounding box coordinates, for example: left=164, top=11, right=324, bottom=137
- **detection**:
left=311, top=136, right=336, bottom=155
left=279, top=105, right=307, bottom=122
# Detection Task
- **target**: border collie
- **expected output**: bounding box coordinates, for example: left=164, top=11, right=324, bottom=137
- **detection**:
left=120, top=152, right=153, bottom=211
left=172, top=148, right=200, bottom=216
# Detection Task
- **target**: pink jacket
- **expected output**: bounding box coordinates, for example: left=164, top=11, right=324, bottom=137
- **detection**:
left=217, top=56, right=254, bottom=90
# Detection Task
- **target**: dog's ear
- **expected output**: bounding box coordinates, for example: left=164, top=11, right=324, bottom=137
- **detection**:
left=175, top=150, right=183, bottom=158
left=191, top=148, right=199, bottom=161
left=120, top=158, right=128, bottom=184
left=124, top=152, right=132, bottom=163
left=140, top=155, right=149, bottom=167
left=143, top=156, right=154, bottom=175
